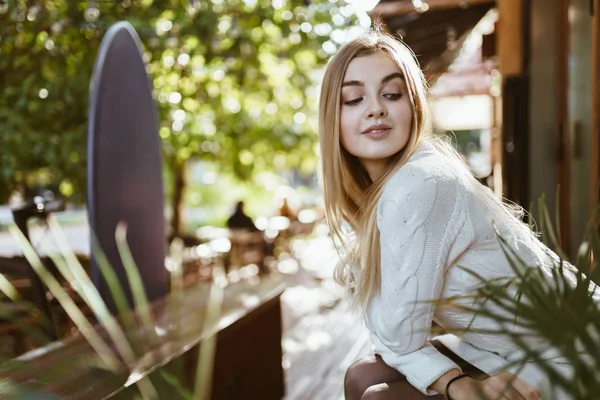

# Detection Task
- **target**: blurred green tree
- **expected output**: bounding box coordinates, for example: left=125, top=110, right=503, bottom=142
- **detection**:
left=0, top=0, right=360, bottom=235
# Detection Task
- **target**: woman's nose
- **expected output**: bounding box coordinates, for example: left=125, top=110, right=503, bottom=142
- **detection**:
left=365, top=101, right=387, bottom=118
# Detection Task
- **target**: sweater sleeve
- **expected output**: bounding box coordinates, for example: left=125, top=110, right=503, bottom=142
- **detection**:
left=369, top=166, right=469, bottom=395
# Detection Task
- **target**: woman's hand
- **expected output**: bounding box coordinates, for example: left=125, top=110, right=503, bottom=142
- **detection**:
left=448, top=371, right=541, bottom=400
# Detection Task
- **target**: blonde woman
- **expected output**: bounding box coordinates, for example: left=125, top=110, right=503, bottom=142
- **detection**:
left=319, top=32, right=577, bottom=400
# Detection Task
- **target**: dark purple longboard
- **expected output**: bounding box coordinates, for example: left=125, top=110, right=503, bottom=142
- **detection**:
left=87, top=22, right=167, bottom=313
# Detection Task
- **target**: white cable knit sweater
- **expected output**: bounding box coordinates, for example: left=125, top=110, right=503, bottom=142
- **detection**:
left=365, top=140, right=579, bottom=398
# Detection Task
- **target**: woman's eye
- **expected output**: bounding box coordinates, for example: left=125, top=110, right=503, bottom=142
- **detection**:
left=384, top=93, right=403, bottom=101
left=344, top=97, right=363, bottom=106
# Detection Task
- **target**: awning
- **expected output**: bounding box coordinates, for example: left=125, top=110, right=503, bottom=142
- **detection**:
left=369, top=0, right=495, bottom=82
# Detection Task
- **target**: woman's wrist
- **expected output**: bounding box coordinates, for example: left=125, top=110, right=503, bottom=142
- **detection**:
left=446, top=375, right=474, bottom=400
left=429, top=368, right=464, bottom=395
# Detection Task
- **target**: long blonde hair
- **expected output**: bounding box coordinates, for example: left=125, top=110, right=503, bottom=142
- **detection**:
left=319, top=33, right=429, bottom=311
left=318, top=32, right=527, bottom=312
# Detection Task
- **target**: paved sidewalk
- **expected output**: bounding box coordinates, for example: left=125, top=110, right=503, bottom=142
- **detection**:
left=281, top=233, right=370, bottom=400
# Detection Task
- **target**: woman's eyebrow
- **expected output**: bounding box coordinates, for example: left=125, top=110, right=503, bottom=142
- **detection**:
left=342, top=79, right=363, bottom=87
left=381, top=72, right=404, bottom=85
left=342, top=72, right=404, bottom=87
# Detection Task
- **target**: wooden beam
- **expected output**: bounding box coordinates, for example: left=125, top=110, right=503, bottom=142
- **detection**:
left=592, top=0, right=600, bottom=212
left=494, top=0, right=523, bottom=203
left=496, top=0, right=523, bottom=76
left=370, top=0, right=496, bottom=20
left=556, top=0, right=571, bottom=255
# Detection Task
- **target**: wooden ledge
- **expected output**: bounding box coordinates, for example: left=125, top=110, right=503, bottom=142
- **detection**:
left=1, top=274, right=287, bottom=399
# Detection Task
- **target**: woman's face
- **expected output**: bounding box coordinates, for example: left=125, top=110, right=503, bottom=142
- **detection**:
left=339, top=51, right=413, bottom=180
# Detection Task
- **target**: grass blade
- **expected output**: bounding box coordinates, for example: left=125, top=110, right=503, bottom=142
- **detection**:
left=115, top=223, right=159, bottom=348
left=168, top=238, right=184, bottom=343
left=0, top=273, right=20, bottom=303
left=46, top=218, right=159, bottom=399
left=554, top=186, right=562, bottom=249
left=193, top=259, right=226, bottom=400
left=9, top=225, right=120, bottom=371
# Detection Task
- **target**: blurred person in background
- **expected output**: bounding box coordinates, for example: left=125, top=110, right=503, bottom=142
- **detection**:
left=226, top=201, right=258, bottom=232
left=278, top=197, right=297, bottom=221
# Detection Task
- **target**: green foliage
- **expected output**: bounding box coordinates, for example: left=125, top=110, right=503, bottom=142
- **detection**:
left=0, top=0, right=359, bottom=203
left=446, top=199, right=600, bottom=399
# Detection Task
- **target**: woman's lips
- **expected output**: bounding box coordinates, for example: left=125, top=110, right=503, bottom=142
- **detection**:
left=363, top=128, right=391, bottom=139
